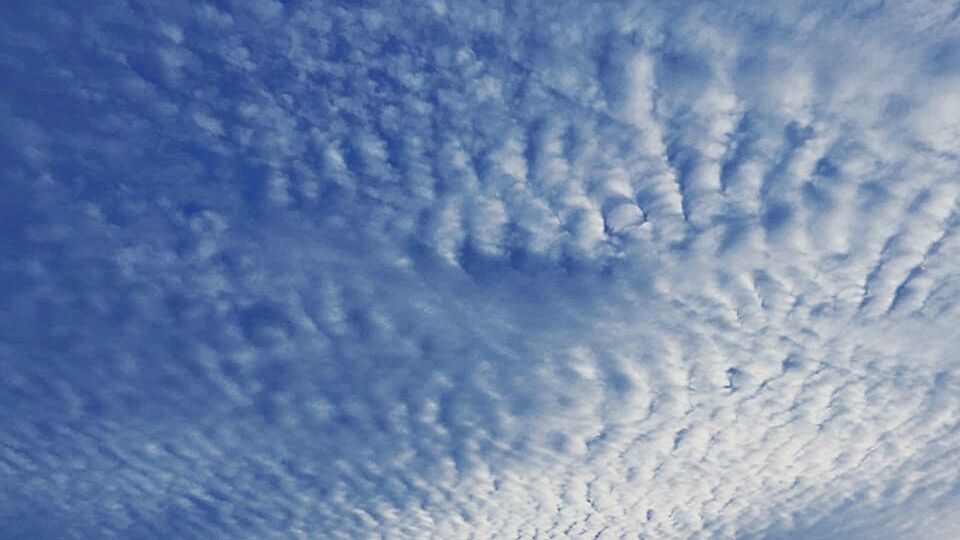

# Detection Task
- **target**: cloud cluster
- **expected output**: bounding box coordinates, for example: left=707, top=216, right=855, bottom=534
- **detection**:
left=2, top=0, right=960, bottom=538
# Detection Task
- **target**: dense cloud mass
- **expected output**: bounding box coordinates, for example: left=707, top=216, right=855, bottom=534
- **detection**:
left=3, top=0, right=960, bottom=538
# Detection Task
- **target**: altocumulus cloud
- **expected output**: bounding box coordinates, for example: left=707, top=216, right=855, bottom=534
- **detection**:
left=2, top=0, right=960, bottom=538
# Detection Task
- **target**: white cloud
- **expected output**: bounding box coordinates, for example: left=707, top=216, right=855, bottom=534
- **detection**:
left=2, top=0, right=960, bottom=539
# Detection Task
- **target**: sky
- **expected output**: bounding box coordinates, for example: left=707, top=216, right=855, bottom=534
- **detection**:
left=2, top=0, right=960, bottom=538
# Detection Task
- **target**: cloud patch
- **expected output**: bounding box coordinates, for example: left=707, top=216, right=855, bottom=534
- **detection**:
left=2, top=0, right=960, bottom=539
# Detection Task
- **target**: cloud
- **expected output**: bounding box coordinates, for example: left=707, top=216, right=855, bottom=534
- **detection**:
left=2, top=0, right=960, bottom=538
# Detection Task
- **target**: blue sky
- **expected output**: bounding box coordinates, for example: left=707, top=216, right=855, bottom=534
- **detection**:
left=2, top=1, right=960, bottom=538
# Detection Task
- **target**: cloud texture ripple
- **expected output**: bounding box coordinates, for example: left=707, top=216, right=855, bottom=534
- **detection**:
left=2, top=1, right=960, bottom=538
